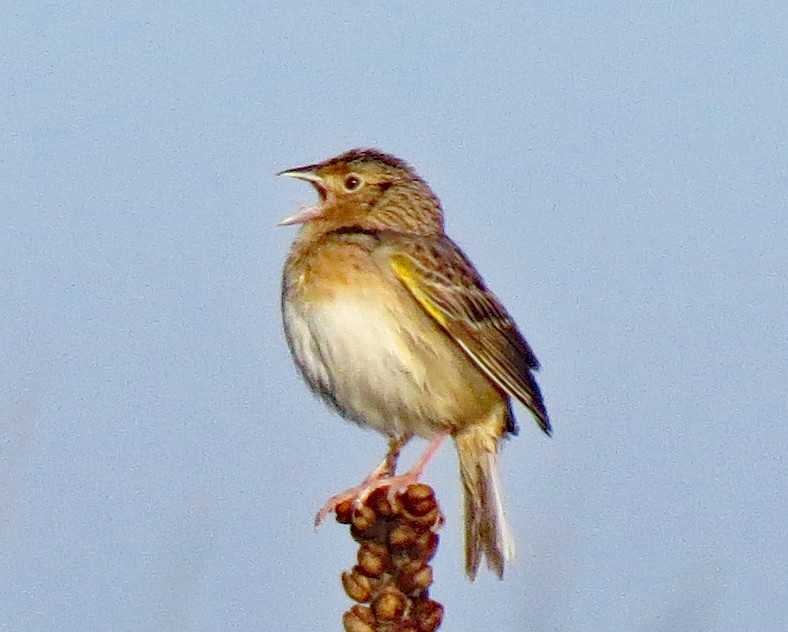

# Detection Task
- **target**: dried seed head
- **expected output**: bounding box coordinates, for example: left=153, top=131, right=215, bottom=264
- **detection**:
left=357, top=541, right=390, bottom=578
left=371, top=586, right=407, bottom=622
left=388, top=521, right=420, bottom=550
left=335, top=498, right=357, bottom=525
left=366, top=487, right=396, bottom=517
left=350, top=504, right=378, bottom=533
left=343, top=605, right=375, bottom=632
left=398, top=559, right=433, bottom=596
left=415, top=599, right=444, bottom=632
left=414, top=530, right=440, bottom=561
left=338, top=484, right=444, bottom=630
left=402, top=484, right=437, bottom=516
left=342, top=568, right=373, bottom=603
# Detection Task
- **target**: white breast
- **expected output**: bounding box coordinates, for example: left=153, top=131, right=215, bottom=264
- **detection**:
left=283, top=292, right=440, bottom=438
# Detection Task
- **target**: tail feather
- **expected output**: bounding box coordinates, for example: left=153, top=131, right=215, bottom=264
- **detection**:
left=456, top=426, right=514, bottom=580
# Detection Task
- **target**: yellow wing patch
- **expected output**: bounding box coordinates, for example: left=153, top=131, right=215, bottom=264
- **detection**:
left=390, top=254, right=450, bottom=328
left=390, top=249, right=551, bottom=435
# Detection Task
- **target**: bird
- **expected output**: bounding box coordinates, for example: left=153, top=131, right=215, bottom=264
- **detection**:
left=278, top=148, right=550, bottom=580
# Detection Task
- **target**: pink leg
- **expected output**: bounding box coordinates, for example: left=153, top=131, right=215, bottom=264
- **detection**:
left=314, top=434, right=447, bottom=527
left=314, top=435, right=407, bottom=527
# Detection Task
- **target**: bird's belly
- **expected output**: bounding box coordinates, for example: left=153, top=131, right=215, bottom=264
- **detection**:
left=283, top=291, right=497, bottom=438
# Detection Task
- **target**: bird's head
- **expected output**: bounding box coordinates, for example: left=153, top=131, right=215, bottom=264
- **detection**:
left=278, top=148, right=444, bottom=235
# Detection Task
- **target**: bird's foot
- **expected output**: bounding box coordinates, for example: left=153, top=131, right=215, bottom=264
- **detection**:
left=313, top=471, right=421, bottom=527
left=313, top=459, right=401, bottom=527
left=313, top=434, right=446, bottom=527
left=313, top=479, right=384, bottom=528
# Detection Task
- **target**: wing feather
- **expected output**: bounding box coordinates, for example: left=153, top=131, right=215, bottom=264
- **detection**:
left=390, top=243, right=551, bottom=435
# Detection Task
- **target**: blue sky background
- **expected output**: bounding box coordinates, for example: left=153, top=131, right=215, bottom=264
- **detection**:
left=2, top=3, right=786, bottom=631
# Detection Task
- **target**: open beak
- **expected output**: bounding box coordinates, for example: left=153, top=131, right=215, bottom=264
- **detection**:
left=277, top=166, right=327, bottom=226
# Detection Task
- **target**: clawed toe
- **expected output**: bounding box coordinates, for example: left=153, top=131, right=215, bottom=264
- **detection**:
left=314, top=435, right=446, bottom=527
left=314, top=472, right=423, bottom=527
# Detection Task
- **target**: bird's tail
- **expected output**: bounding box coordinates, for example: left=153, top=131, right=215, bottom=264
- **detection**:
left=455, top=421, right=514, bottom=581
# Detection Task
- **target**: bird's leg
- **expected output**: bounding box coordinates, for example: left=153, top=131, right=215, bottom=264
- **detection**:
left=313, top=434, right=446, bottom=527
left=372, top=434, right=446, bottom=494
left=313, top=435, right=409, bottom=527
left=377, top=435, right=407, bottom=478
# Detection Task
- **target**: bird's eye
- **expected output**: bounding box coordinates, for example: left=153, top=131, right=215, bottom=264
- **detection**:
left=343, top=174, right=363, bottom=191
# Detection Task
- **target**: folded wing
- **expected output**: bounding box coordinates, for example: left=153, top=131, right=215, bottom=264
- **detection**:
left=390, top=242, right=551, bottom=435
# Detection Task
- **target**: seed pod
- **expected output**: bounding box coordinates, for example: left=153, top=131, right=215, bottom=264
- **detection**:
left=342, top=567, right=372, bottom=603
left=371, top=586, right=407, bottom=622
left=357, top=541, right=390, bottom=578
left=342, top=605, right=375, bottom=632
